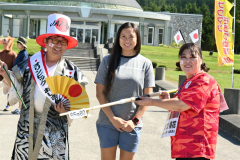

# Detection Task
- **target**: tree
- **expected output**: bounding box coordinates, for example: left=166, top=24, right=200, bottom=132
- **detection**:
left=190, top=3, right=200, bottom=14
left=183, top=3, right=192, bottom=14
left=134, top=0, right=240, bottom=51
left=161, top=3, right=168, bottom=12
left=150, top=1, right=160, bottom=12
left=169, top=3, right=178, bottom=13
left=201, top=3, right=216, bottom=51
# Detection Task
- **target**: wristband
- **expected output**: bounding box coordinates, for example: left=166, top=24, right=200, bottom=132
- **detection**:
left=132, top=116, right=139, bottom=125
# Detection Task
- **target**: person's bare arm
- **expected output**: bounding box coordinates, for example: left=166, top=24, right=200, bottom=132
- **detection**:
left=96, top=83, right=126, bottom=132
left=135, top=91, right=191, bottom=112
left=122, top=87, right=153, bottom=132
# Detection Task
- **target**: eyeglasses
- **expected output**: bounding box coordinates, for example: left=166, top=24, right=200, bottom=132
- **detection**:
left=48, top=36, right=68, bottom=46
left=51, top=38, right=68, bottom=46
left=120, top=36, right=136, bottom=41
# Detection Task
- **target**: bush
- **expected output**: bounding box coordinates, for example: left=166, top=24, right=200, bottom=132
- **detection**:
left=175, top=61, right=182, bottom=71
left=234, top=69, right=240, bottom=74
left=158, top=65, right=167, bottom=70
left=152, top=62, right=157, bottom=68
left=169, top=40, right=182, bottom=48
left=159, top=44, right=167, bottom=47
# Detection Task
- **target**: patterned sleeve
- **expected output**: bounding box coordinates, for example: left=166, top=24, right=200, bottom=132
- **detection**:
left=76, top=68, right=89, bottom=87
left=94, top=56, right=109, bottom=85
left=144, top=59, right=155, bottom=88
left=64, top=58, right=89, bottom=87
left=178, top=79, right=214, bottom=113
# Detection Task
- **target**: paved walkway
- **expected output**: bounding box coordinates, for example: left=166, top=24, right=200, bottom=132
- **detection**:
left=0, top=71, right=240, bottom=160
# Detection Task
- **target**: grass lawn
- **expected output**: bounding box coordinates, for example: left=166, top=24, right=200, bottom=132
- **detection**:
left=0, top=37, right=40, bottom=56
left=140, top=45, right=240, bottom=90
left=1, top=38, right=239, bottom=90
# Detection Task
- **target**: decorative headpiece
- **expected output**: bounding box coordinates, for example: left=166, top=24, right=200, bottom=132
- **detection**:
left=36, top=13, right=78, bottom=49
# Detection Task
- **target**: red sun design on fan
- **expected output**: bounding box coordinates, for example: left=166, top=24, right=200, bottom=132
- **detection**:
left=69, top=72, right=72, bottom=75
left=35, top=59, right=37, bottom=62
left=68, top=84, right=82, bottom=97
left=177, top=35, right=180, bottom=41
left=56, top=18, right=69, bottom=32
left=193, top=33, right=198, bottom=39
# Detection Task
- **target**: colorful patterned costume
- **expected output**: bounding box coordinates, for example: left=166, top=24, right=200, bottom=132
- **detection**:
left=171, top=71, right=220, bottom=159
left=3, top=55, right=88, bottom=160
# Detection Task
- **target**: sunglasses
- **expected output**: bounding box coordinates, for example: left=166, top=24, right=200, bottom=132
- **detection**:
left=48, top=36, right=68, bottom=46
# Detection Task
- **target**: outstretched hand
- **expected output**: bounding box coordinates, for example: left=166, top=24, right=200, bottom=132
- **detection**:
left=135, top=97, right=153, bottom=106
left=54, top=103, right=70, bottom=114
left=159, top=91, right=170, bottom=99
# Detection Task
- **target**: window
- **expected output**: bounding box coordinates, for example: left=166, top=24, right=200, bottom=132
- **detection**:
left=148, top=27, right=154, bottom=45
left=159, top=29, right=163, bottom=44
left=92, top=29, right=99, bottom=42
left=72, top=21, right=84, bottom=25
left=86, top=22, right=99, bottom=26
left=70, top=28, right=77, bottom=37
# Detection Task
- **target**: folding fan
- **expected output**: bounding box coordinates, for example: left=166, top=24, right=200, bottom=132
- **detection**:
left=45, top=75, right=90, bottom=111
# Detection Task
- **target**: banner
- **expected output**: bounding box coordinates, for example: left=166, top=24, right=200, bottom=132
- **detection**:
left=215, top=0, right=234, bottom=66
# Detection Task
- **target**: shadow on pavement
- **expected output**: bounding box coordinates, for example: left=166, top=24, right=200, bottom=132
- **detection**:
left=0, top=112, right=18, bottom=116
left=218, top=130, right=240, bottom=146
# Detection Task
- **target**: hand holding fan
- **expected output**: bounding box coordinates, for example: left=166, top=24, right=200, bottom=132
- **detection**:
left=45, top=75, right=90, bottom=116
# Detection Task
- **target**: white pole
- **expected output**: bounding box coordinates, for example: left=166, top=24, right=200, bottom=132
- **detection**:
left=232, top=0, right=236, bottom=88
left=60, top=89, right=178, bottom=117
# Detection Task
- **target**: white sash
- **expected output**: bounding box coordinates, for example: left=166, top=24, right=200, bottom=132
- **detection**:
left=28, top=50, right=56, bottom=103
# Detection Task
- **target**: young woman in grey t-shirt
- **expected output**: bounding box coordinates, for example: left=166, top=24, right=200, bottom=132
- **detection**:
left=95, top=22, right=155, bottom=160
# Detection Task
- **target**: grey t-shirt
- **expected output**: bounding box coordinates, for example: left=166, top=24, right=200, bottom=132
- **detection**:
left=94, top=54, right=155, bottom=127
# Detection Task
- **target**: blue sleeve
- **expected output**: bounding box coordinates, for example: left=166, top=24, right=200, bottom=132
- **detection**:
left=13, top=50, right=29, bottom=67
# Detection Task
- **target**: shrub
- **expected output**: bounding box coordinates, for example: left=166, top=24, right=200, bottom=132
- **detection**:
left=159, top=44, right=167, bottom=47
left=175, top=61, right=182, bottom=71
left=234, top=69, right=240, bottom=74
left=158, top=65, right=167, bottom=70
left=169, top=40, right=182, bottom=48
left=152, top=62, right=157, bottom=68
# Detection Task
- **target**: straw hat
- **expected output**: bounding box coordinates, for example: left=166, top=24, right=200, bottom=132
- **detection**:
left=36, top=13, right=78, bottom=49
left=17, top=36, right=28, bottom=49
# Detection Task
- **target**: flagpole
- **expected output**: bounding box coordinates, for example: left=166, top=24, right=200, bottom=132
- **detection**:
left=179, top=30, right=186, bottom=44
left=232, top=0, right=236, bottom=88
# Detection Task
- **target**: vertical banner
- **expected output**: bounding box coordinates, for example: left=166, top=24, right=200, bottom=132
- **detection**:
left=215, top=0, right=234, bottom=66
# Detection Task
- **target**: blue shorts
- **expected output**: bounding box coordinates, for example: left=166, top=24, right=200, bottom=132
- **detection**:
left=96, top=124, right=142, bottom=153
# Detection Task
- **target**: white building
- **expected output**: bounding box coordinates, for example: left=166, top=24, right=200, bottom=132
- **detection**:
left=0, top=0, right=203, bottom=46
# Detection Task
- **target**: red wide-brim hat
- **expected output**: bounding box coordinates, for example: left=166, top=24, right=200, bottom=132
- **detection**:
left=36, top=13, right=78, bottom=49
left=36, top=33, right=78, bottom=49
